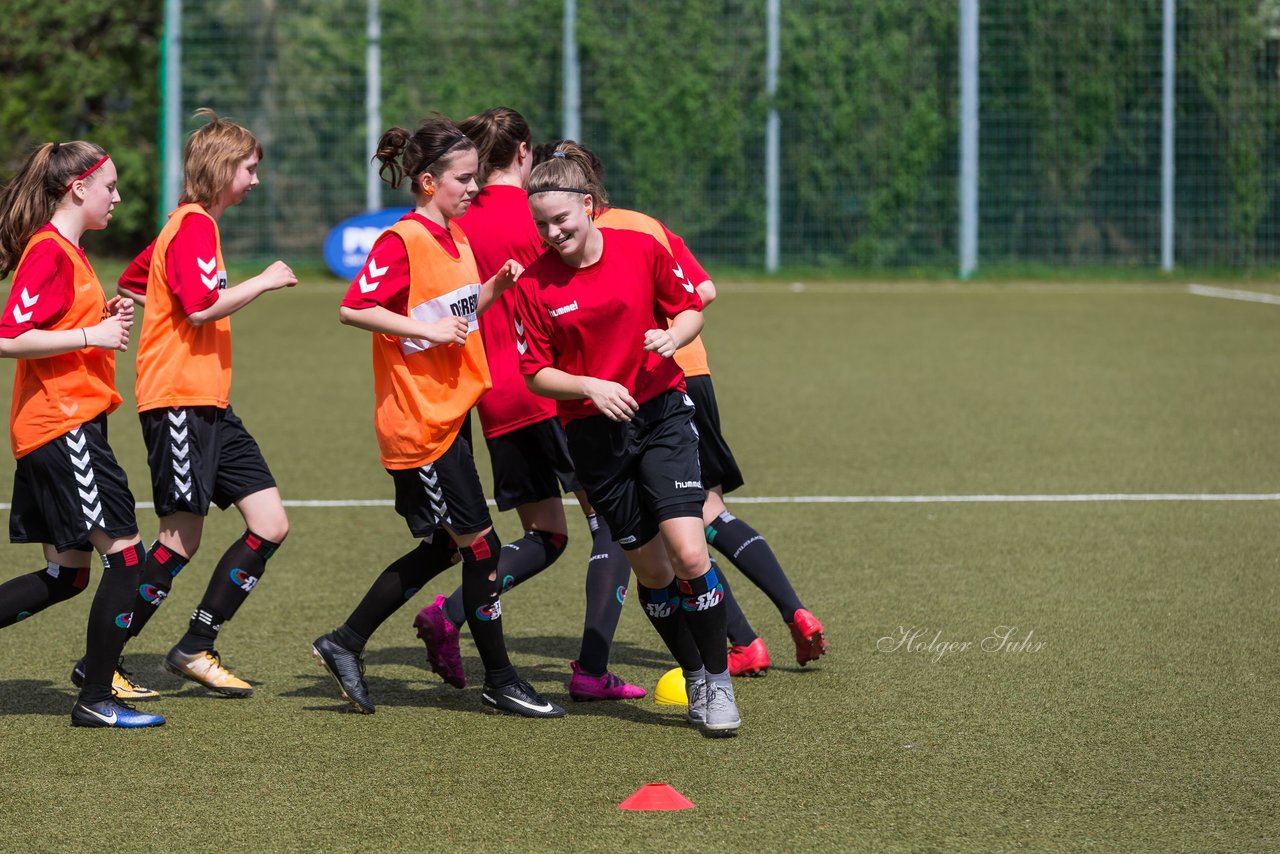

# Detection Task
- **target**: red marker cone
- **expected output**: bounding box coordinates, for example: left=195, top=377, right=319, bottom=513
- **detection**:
left=618, top=783, right=696, bottom=811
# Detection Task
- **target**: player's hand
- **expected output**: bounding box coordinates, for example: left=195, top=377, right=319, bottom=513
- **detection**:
left=104, top=295, right=134, bottom=320
left=86, top=315, right=131, bottom=351
left=261, top=260, right=298, bottom=290
left=492, top=259, right=524, bottom=292
left=584, top=378, right=638, bottom=422
left=643, top=328, right=679, bottom=358
left=423, top=315, right=469, bottom=346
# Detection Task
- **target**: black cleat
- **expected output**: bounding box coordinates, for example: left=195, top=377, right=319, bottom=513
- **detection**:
left=480, top=678, right=566, bottom=718
left=311, top=633, right=375, bottom=714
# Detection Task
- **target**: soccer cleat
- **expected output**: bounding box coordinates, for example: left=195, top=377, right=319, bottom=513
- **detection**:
left=163, top=647, right=253, bottom=697
left=413, top=595, right=465, bottom=689
left=311, top=633, right=375, bottom=714
left=481, top=679, right=566, bottom=718
left=71, top=696, right=166, bottom=728
left=685, top=677, right=707, bottom=727
left=70, top=657, right=161, bottom=700
left=787, top=608, right=828, bottom=666
left=700, top=679, right=741, bottom=737
left=567, top=660, right=647, bottom=701
left=728, top=637, right=771, bottom=678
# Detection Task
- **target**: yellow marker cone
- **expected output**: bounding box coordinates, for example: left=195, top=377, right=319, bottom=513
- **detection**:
left=653, top=667, right=687, bottom=706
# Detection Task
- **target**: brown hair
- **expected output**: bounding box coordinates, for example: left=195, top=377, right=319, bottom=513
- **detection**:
left=526, top=140, right=609, bottom=209
left=458, top=107, right=531, bottom=185
left=180, top=108, right=264, bottom=209
left=373, top=115, right=475, bottom=196
left=0, top=140, right=108, bottom=278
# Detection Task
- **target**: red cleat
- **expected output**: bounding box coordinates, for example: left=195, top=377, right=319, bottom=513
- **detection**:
left=786, top=609, right=827, bottom=666
left=728, top=637, right=771, bottom=677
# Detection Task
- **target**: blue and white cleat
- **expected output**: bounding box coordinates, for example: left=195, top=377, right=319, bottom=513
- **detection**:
left=71, top=697, right=166, bottom=728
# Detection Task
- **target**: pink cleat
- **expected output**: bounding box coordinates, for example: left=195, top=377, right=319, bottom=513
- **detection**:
left=413, top=595, right=465, bottom=688
left=728, top=637, right=771, bottom=677
left=787, top=608, right=827, bottom=666
left=567, top=660, right=647, bottom=701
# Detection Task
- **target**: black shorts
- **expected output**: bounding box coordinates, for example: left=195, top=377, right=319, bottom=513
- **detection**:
left=139, top=404, right=276, bottom=517
left=684, top=375, right=745, bottom=494
left=387, top=433, right=493, bottom=539
left=486, top=418, right=582, bottom=512
left=564, top=389, right=705, bottom=550
left=10, top=413, right=139, bottom=552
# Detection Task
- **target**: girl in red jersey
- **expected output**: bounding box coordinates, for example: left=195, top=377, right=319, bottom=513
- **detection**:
left=0, top=141, right=163, bottom=728
left=311, top=115, right=563, bottom=718
left=533, top=141, right=828, bottom=678
left=410, top=107, right=645, bottom=702
left=117, top=109, right=297, bottom=699
left=515, top=153, right=742, bottom=736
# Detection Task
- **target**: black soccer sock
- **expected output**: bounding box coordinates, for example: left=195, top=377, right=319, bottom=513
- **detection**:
left=176, top=530, right=280, bottom=653
left=344, top=538, right=455, bottom=640
left=636, top=580, right=703, bottom=673
left=707, top=513, right=804, bottom=622
left=80, top=543, right=146, bottom=703
left=126, top=541, right=189, bottom=638
left=718, top=570, right=759, bottom=648
left=443, top=529, right=567, bottom=628
left=459, top=530, right=514, bottom=680
left=676, top=562, right=729, bottom=674
left=0, top=563, right=90, bottom=628
left=577, top=515, right=631, bottom=675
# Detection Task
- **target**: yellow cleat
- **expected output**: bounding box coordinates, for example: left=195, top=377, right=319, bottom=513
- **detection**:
left=70, top=658, right=161, bottom=700
left=164, top=647, right=253, bottom=697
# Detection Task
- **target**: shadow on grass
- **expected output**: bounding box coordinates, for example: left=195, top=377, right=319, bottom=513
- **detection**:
left=0, top=680, right=73, bottom=716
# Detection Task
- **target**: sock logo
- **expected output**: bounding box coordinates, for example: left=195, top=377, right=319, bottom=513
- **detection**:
left=475, top=600, right=503, bottom=621
left=403, top=586, right=420, bottom=600
left=644, top=600, right=676, bottom=619
left=683, top=586, right=724, bottom=612
left=139, top=584, right=168, bottom=605
left=230, top=568, right=258, bottom=593
left=615, top=585, right=628, bottom=604
left=114, top=612, right=134, bottom=629
left=501, top=575, right=515, bottom=592
left=732, top=535, right=764, bottom=560
left=15, top=610, right=31, bottom=621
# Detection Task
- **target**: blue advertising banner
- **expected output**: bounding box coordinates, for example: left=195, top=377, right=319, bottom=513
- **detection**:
left=323, top=208, right=411, bottom=279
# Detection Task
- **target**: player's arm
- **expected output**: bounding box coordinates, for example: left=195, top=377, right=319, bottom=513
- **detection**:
left=477, top=259, right=524, bottom=317
left=666, top=227, right=715, bottom=306
left=117, top=240, right=153, bottom=305
left=643, top=237, right=704, bottom=358
left=524, top=367, right=638, bottom=422
left=338, top=303, right=468, bottom=346
left=186, top=261, right=296, bottom=326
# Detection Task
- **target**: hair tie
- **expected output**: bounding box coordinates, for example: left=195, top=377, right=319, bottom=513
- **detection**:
left=552, top=150, right=567, bottom=158
left=50, top=142, right=61, bottom=155
left=527, top=186, right=589, bottom=197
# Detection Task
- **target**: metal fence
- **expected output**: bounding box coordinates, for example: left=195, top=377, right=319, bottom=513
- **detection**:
left=165, top=0, right=1280, bottom=273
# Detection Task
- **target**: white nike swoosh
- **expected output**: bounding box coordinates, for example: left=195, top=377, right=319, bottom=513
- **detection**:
left=82, top=706, right=117, bottom=725
left=507, top=694, right=555, bottom=713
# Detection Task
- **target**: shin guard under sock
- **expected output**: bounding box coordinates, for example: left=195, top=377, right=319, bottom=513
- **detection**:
left=676, top=563, right=729, bottom=674
left=460, top=530, right=514, bottom=677
left=344, top=538, right=455, bottom=640
left=127, top=541, right=188, bottom=638
left=443, top=529, right=567, bottom=628
left=578, top=517, right=631, bottom=674
left=718, top=570, right=758, bottom=647
left=0, top=563, right=89, bottom=628
left=706, top=513, right=803, bottom=621
left=637, top=581, right=703, bottom=672
left=81, top=543, right=146, bottom=702
left=177, top=530, right=280, bottom=653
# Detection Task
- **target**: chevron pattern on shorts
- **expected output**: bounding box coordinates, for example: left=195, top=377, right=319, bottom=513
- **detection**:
left=168, top=409, right=194, bottom=503
left=66, top=427, right=105, bottom=531
left=418, top=464, right=451, bottom=526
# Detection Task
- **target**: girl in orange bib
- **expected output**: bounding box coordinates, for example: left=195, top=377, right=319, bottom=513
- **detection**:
left=0, top=141, right=162, bottom=728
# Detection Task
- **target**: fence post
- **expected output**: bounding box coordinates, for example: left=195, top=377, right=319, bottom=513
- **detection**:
left=1161, top=0, right=1175, bottom=271
left=765, top=0, right=780, bottom=273
left=160, top=0, right=182, bottom=225
left=958, top=0, right=979, bottom=279
left=563, top=0, right=580, bottom=141
left=366, top=0, right=381, bottom=212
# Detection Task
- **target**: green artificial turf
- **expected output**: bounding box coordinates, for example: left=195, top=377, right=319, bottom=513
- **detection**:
left=0, top=279, right=1276, bottom=851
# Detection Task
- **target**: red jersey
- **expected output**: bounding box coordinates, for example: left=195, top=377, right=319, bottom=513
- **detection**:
left=514, top=228, right=701, bottom=422
left=456, top=184, right=556, bottom=438
left=3, top=227, right=120, bottom=457
left=340, top=212, right=458, bottom=315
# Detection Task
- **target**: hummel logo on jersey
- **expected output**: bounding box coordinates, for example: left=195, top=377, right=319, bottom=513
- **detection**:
left=675, top=479, right=702, bottom=490
left=673, top=264, right=695, bottom=293
left=549, top=300, right=579, bottom=317
left=513, top=319, right=524, bottom=336
left=11, top=287, right=39, bottom=324
left=359, top=257, right=388, bottom=293
left=197, top=256, right=220, bottom=290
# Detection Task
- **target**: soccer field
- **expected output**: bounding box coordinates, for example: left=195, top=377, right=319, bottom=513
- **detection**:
left=0, top=278, right=1276, bottom=851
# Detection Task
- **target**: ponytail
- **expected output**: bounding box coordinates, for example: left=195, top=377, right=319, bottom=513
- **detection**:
left=0, top=141, right=108, bottom=278
left=372, top=115, right=475, bottom=196
left=458, top=107, right=531, bottom=185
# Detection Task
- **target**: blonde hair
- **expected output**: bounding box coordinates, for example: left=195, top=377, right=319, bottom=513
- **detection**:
left=527, top=140, right=609, bottom=209
left=0, top=140, right=108, bottom=278
left=180, top=108, right=263, bottom=208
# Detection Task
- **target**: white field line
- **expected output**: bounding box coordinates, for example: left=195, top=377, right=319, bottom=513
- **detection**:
left=1187, top=284, right=1280, bottom=305
left=5, top=493, right=1275, bottom=511
left=724, top=282, right=1191, bottom=295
